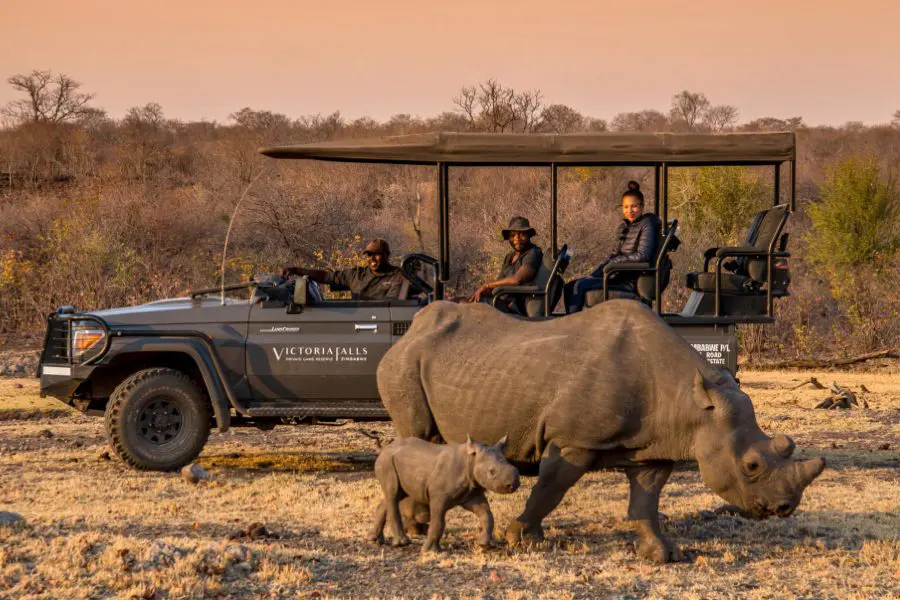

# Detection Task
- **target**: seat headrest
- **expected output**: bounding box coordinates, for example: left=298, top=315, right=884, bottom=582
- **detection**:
left=751, top=205, right=787, bottom=250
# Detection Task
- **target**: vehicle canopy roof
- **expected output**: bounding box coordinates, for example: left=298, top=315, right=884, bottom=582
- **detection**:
left=260, top=131, right=795, bottom=166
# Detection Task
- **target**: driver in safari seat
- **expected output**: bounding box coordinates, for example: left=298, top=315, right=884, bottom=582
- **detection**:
left=281, top=238, right=421, bottom=301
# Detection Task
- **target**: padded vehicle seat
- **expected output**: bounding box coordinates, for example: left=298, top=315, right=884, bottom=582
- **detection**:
left=686, top=272, right=757, bottom=294
left=685, top=204, right=787, bottom=294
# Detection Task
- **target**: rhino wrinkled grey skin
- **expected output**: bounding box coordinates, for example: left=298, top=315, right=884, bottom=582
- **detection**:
left=377, top=300, right=827, bottom=562
left=368, top=436, right=520, bottom=552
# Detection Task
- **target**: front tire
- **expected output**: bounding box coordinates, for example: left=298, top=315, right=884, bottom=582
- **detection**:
left=105, top=368, right=211, bottom=471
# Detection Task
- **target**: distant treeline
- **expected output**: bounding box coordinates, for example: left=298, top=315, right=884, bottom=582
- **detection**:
left=1, top=71, right=898, bottom=361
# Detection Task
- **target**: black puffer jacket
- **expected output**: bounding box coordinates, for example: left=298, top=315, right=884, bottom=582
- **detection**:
left=591, top=213, right=662, bottom=277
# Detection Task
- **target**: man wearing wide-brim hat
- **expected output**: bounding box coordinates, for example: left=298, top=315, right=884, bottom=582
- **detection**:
left=282, top=238, right=420, bottom=300
left=471, top=216, right=543, bottom=313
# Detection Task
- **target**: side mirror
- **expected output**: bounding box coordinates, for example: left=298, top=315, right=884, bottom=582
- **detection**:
left=288, top=275, right=309, bottom=313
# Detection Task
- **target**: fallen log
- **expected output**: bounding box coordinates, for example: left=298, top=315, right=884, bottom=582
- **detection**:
left=763, top=348, right=898, bottom=370
left=814, top=397, right=837, bottom=409
left=790, top=377, right=826, bottom=390
left=814, top=381, right=865, bottom=410
left=831, top=382, right=858, bottom=406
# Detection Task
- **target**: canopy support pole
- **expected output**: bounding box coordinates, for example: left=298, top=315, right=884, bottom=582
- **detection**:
left=550, top=163, right=558, bottom=258
left=661, top=163, right=669, bottom=231
left=660, top=162, right=669, bottom=315
left=436, top=162, right=450, bottom=300
left=654, top=165, right=662, bottom=231
left=790, top=157, right=796, bottom=212
left=774, top=163, right=781, bottom=206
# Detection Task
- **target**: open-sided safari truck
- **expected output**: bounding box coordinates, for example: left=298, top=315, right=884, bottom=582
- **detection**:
left=38, top=132, right=795, bottom=470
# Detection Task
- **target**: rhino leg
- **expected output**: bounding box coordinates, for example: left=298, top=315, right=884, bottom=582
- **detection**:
left=422, top=499, right=450, bottom=553
left=462, top=493, right=495, bottom=548
left=376, top=463, right=411, bottom=547
left=367, top=500, right=387, bottom=544
left=626, top=462, right=683, bottom=563
left=507, top=444, right=596, bottom=547
left=400, top=497, right=429, bottom=536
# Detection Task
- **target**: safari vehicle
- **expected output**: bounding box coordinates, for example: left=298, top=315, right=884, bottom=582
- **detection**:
left=39, top=132, right=796, bottom=470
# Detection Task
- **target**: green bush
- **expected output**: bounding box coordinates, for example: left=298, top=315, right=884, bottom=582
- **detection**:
left=806, top=155, right=898, bottom=291
left=669, top=166, right=768, bottom=243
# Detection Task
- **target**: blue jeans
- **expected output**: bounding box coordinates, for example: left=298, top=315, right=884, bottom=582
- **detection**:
left=564, top=276, right=637, bottom=313
left=564, top=277, right=606, bottom=314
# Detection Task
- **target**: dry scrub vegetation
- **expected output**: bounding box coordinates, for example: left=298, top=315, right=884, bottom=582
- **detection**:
left=0, top=371, right=897, bottom=599
left=1, top=73, right=899, bottom=361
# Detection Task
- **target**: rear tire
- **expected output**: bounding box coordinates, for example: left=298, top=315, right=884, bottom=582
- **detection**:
left=105, top=368, right=211, bottom=471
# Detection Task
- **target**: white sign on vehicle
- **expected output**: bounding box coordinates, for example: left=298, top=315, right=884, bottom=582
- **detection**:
left=691, top=342, right=732, bottom=366
left=271, top=345, right=369, bottom=363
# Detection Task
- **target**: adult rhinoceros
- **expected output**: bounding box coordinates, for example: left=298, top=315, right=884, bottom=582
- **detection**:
left=377, top=300, right=825, bottom=562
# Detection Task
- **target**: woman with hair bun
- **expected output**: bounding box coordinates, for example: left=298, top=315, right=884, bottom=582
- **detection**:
left=563, top=181, right=662, bottom=313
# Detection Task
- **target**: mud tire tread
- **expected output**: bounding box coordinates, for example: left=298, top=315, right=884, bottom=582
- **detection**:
left=105, top=367, right=210, bottom=471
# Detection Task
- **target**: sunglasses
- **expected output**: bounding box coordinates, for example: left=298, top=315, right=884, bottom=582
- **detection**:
left=363, top=251, right=385, bottom=257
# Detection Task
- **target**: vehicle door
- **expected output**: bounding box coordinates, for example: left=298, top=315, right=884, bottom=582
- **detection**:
left=246, top=300, right=392, bottom=401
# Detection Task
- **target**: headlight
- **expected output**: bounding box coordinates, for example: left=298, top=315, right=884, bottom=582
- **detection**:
left=71, top=323, right=107, bottom=362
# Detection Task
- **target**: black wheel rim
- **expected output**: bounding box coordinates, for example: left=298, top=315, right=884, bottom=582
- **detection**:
left=137, top=398, right=184, bottom=445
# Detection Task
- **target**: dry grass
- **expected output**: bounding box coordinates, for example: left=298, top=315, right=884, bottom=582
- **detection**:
left=0, top=378, right=76, bottom=420
left=0, top=371, right=898, bottom=599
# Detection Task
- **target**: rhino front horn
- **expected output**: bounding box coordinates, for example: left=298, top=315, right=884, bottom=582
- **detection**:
left=772, top=435, right=795, bottom=458
left=797, top=457, right=826, bottom=486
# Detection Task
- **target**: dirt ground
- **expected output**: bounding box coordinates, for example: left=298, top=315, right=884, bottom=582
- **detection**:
left=0, top=371, right=897, bottom=599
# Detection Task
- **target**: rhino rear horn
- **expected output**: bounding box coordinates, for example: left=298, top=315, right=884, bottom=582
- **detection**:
left=797, top=457, right=826, bottom=486
left=772, top=435, right=795, bottom=458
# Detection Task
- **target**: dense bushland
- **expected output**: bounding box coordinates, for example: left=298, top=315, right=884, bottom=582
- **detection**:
left=1, top=73, right=898, bottom=361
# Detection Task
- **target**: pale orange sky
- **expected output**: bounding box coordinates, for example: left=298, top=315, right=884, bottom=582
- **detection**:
left=2, top=0, right=898, bottom=126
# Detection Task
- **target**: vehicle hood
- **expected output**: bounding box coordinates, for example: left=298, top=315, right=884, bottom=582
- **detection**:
left=88, top=298, right=251, bottom=327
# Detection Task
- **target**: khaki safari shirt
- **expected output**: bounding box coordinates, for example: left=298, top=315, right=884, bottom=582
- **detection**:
left=326, top=266, right=413, bottom=300
left=498, top=244, right=543, bottom=282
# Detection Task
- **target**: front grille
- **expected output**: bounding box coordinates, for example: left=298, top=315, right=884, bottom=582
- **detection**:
left=392, top=321, right=412, bottom=336
left=41, top=317, right=70, bottom=365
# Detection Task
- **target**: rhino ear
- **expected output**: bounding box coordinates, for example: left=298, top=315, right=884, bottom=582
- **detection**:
left=466, top=434, right=477, bottom=455
left=693, top=370, right=715, bottom=411
left=772, top=434, right=795, bottom=458
left=494, top=434, right=508, bottom=452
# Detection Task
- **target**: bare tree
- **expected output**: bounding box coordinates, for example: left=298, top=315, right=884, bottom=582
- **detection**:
left=452, top=79, right=545, bottom=133
left=703, top=105, right=739, bottom=132
left=385, top=113, right=424, bottom=135
left=296, top=111, right=344, bottom=141
left=538, top=104, right=585, bottom=133
left=2, top=70, right=96, bottom=124
left=452, top=86, right=479, bottom=130
left=512, top=89, right=544, bottom=132
left=610, top=110, right=668, bottom=132
left=426, top=111, right=470, bottom=132
left=586, top=118, right=608, bottom=132
left=740, top=116, right=805, bottom=132
left=477, top=79, right=517, bottom=132
left=670, top=90, right=710, bottom=130
left=229, top=107, right=292, bottom=132
left=225, top=108, right=293, bottom=185
left=892, top=110, right=900, bottom=129
left=119, top=102, right=171, bottom=188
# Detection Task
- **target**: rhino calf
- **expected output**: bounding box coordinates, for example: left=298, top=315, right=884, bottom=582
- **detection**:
left=368, top=436, right=520, bottom=552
